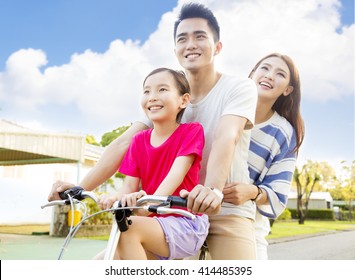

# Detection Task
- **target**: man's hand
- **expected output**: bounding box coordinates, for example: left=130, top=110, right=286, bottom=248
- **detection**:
left=48, top=180, right=75, bottom=201
left=180, top=185, right=222, bottom=215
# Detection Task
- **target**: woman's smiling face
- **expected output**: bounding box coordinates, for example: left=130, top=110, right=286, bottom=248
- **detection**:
left=252, top=56, right=294, bottom=103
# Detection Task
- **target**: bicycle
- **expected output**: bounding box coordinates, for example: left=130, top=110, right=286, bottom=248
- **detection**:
left=41, top=186, right=196, bottom=260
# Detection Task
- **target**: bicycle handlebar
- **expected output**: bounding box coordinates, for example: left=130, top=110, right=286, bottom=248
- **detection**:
left=42, top=187, right=193, bottom=219
left=58, top=186, right=97, bottom=203
left=136, top=195, right=187, bottom=207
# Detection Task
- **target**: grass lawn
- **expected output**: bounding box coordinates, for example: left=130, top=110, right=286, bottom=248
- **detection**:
left=267, top=220, right=355, bottom=239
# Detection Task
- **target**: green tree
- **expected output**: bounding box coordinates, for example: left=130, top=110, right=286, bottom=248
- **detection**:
left=84, top=125, right=132, bottom=192
left=86, top=135, right=100, bottom=146
left=329, top=183, right=346, bottom=200
left=100, top=125, right=131, bottom=147
left=336, top=160, right=355, bottom=220
left=99, top=125, right=131, bottom=185
left=293, top=161, right=336, bottom=224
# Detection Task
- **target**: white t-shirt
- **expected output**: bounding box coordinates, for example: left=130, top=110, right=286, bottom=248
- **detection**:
left=182, top=74, right=257, bottom=220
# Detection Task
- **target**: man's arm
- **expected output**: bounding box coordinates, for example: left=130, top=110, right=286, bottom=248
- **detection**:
left=185, top=115, right=247, bottom=215
left=48, top=121, right=148, bottom=201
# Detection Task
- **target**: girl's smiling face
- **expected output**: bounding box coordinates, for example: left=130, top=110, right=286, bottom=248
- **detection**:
left=141, top=71, right=188, bottom=124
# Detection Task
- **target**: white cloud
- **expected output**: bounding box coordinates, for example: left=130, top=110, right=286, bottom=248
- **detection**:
left=209, top=0, right=353, bottom=101
left=0, top=49, right=48, bottom=110
left=0, top=0, right=353, bottom=133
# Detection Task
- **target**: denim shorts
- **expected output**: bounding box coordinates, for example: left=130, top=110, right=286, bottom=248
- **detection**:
left=154, top=214, right=209, bottom=260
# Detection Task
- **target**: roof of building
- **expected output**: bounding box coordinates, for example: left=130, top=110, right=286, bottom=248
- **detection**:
left=0, top=119, right=103, bottom=165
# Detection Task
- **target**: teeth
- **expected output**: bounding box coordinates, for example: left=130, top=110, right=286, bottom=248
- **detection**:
left=260, top=82, right=272, bottom=89
left=149, top=106, right=162, bottom=111
left=186, top=53, right=200, bottom=58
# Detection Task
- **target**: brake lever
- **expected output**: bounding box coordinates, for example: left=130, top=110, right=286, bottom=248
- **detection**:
left=41, top=199, right=80, bottom=209
left=81, top=191, right=98, bottom=203
left=155, top=207, right=196, bottom=220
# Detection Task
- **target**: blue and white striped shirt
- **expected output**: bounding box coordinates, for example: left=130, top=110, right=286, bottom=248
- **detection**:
left=248, top=111, right=296, bottom=219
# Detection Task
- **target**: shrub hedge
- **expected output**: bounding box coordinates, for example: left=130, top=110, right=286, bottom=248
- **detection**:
left=288, top=209, right=335, bottom=220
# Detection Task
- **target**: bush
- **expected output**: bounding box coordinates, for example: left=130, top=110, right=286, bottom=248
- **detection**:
left=288, top=208, right=335, bottom=220
left=278, top=208, right=292, bottom=220
left=338, top=210, right=355, bottom=221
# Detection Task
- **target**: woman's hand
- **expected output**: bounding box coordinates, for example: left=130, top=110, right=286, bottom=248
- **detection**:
left=222, top=182, right=257, bottom=205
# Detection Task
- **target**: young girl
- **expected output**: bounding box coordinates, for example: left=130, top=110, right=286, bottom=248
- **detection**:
left=98, top=67, right=209, bottom=260
left=223, top=53, right=305, bottom=259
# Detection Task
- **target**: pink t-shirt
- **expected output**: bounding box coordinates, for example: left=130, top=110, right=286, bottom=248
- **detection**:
left=119, top=122, right=204, bottom=196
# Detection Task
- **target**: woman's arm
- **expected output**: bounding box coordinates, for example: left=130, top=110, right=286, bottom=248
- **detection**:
left=223, top=182, right=268, bottom=205
left=223, top=132, right=297, bottom=219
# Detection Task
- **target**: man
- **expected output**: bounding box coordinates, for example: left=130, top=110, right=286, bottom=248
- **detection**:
left=49, top=3, right=258, bottom=259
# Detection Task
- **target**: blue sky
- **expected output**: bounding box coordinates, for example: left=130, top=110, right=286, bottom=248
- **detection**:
left=0, top=0, right=354, bottom=170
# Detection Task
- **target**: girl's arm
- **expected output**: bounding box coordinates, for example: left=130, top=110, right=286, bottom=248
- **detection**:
left=119, top=175, right=145, bottom=207
left=153, top=155, right=195, bottom=196
left=115, top=155, right=194, bottom=214
left=98, top=175, right=140, bottom=210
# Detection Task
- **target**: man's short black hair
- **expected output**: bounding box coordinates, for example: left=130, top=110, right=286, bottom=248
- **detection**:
left=174, top=2, right=220, bottom=42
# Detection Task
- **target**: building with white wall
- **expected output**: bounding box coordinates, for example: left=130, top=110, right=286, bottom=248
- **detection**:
left=0, top=119, right=104, bottom=224
left=287, top=191, right=333, bottom=210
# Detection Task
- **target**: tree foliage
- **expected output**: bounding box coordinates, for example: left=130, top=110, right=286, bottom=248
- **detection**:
left=293, top=160, right=336, bottom=224
left=86, top=125, right=132, bottom=185
left=330, top=160, right=355, bottom=220
left=100, top=125, right=131, bottom=147
left=85, top=135, right=100, bottom=146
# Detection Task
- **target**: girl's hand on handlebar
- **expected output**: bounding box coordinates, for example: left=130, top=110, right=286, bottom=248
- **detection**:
left=48, top=180, right=75, bottom=201
left=120, top=190, right=147, bottom=208
left=98, top=193, right=120, bottom=210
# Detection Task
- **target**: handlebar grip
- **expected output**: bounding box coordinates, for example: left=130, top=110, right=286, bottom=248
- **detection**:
left=59, top=186, right=84, bottom=200
left=59, top=191, right=68, bottom=200
left=167, top=196, right=187, bottom=207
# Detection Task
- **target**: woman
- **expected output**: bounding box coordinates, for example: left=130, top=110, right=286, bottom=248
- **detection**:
left=223, top=53, right=305, bottom=259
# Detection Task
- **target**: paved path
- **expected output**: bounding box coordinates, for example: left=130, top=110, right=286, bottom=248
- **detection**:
left=268, top=229, right=355, bottom=260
